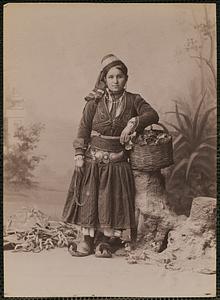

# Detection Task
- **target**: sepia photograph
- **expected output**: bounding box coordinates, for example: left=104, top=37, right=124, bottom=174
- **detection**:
left=3, top=3, right=217, bottom=297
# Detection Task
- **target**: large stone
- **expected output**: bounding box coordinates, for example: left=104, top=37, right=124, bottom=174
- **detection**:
left=135, top=197, right=216, bottom=273
left=133, top=170, right=167, bottom=216
left=189, top=197, right=216, bottom=231
left=133, top=170, right=181, bottom=252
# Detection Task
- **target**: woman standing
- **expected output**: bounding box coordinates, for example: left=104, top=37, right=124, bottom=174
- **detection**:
left=62, top=54, right=159, bottom=257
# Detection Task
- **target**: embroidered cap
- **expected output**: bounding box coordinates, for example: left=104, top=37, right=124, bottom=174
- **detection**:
left=101, top=54, right=120, bottom=69
left=101, top=54, right=128, bottom=76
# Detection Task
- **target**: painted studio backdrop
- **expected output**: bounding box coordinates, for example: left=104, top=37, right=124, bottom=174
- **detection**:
left=3, top=3, right=216, bottom=298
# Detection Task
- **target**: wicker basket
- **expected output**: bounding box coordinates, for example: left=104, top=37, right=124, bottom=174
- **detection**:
left=129, top=123, right=174, bottom=172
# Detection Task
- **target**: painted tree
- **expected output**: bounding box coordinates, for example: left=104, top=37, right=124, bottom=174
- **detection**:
left=4, top=123, right=46, bottom=186
left=185, top=5, right=216, bottom=99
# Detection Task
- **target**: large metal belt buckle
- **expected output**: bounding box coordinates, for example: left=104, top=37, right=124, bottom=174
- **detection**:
left=90, top=148, right=97, bottom=160
left=90, top=148, right=111, bottom=163
left=93, top=150, right=106, bottom=163
left=102, top=152, right=110, bottom=164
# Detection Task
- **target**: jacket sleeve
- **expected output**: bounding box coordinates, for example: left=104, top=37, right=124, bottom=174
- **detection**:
left=133, top=94, right=159, bottom=133
left=73, top=100, right=97, bottom=156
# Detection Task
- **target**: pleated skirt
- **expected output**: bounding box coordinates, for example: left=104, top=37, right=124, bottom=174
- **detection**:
left=62, top=159, right=136, bottom=230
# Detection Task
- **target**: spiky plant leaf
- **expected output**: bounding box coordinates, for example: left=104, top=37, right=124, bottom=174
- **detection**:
left=173, top=134, right=184, bottom=147
left=174, top=141, right=190, bottom=156
left=165, top=122, right=188, bottom=140
left=195, top=143, right=216, bottom=153
left=166, top=111, right=193, bottom=131
left=193, top=159, right=215, bottom=177
left=192, top=90, right=207, bottom=140
left=195, top=150, right=216, bottom=160
left=175, top=104, right=192, bottom=142
left=175, top=104, right=186, bottom=131
left=168, top=158, right=188, bottom=183
left=173, top=135, right=190, bottom=152
left=196, top=106, right=217, bottom=141
left=164, top=121, right=180, bottom=132
left=166, top=89, right=215, bottom=187
left=185, top=152, right=200, bottom=181
left=171, top=98, right=191, bottom=116
left=201, top=135, right=217, bottom=143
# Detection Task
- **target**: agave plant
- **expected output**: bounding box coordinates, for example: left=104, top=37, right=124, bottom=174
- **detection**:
left=165, top=90, right=216, bottom=185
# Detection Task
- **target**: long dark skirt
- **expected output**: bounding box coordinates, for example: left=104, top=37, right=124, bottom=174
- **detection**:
left=62, top=159, right=136, bottom=230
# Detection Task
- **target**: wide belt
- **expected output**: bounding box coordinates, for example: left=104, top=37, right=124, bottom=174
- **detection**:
left=91, top=130, right=120, bottom=140
left=85, top=147, right=127, bottom=164
left=90, top=136, right=124, bottom=152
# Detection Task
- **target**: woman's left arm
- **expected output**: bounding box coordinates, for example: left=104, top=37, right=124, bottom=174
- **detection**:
left=133, top=94, right=159, bottom=132
left=120, top=94, right=159, bottom=144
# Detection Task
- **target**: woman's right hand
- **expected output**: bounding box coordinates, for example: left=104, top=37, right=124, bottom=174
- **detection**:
left=74, top=155, right=85, bottom=175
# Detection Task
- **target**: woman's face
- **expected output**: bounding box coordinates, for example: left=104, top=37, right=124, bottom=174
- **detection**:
left=105, top=66, right=127, bottom=93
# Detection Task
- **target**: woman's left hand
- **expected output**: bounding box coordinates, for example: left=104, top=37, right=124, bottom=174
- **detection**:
left=120, top=118, right=137, bottom=145
left=120, top=126, right=132, bottom=144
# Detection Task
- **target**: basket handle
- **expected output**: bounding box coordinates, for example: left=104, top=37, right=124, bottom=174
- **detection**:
left=147, top=122, right=170, bottom=134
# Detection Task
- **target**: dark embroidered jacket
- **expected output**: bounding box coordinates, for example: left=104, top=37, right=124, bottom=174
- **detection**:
left=74, top=91, right=159, bottom=155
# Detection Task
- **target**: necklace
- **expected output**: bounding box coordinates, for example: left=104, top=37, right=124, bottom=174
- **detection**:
left=106, top=89, right=125, bottom=119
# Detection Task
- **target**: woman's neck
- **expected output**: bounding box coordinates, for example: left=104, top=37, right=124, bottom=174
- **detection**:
left=108, top=89, right=125, bottom=99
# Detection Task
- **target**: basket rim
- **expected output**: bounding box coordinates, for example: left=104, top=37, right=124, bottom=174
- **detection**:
left=132, top=139, right=173, bottom=148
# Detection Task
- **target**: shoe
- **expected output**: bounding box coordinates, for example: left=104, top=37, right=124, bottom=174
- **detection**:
left=95, top=242, right=112, bottom=258
left=68, top=235, right=94, bottom=257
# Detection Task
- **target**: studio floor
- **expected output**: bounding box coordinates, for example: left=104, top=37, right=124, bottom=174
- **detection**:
left=4, top=248, right=216, bottom=297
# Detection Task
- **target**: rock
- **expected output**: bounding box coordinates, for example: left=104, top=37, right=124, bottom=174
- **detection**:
left=133, top=170, right=180, bottom=252
left=151, top=197, right=216, bottom=272
left=131, top=193, right=216, bottom=273
left=189, top=197, right=216, bottom=231
left=133, top=170, right=168, bottom=216
left=132, top=171, right=216, bottom=273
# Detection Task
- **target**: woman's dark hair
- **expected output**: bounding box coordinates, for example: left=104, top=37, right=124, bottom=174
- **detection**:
left=102, top=61, right=128, bottom=78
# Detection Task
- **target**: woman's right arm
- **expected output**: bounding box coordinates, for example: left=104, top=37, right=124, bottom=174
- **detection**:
left=73, top=100, right=97, bottom=161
